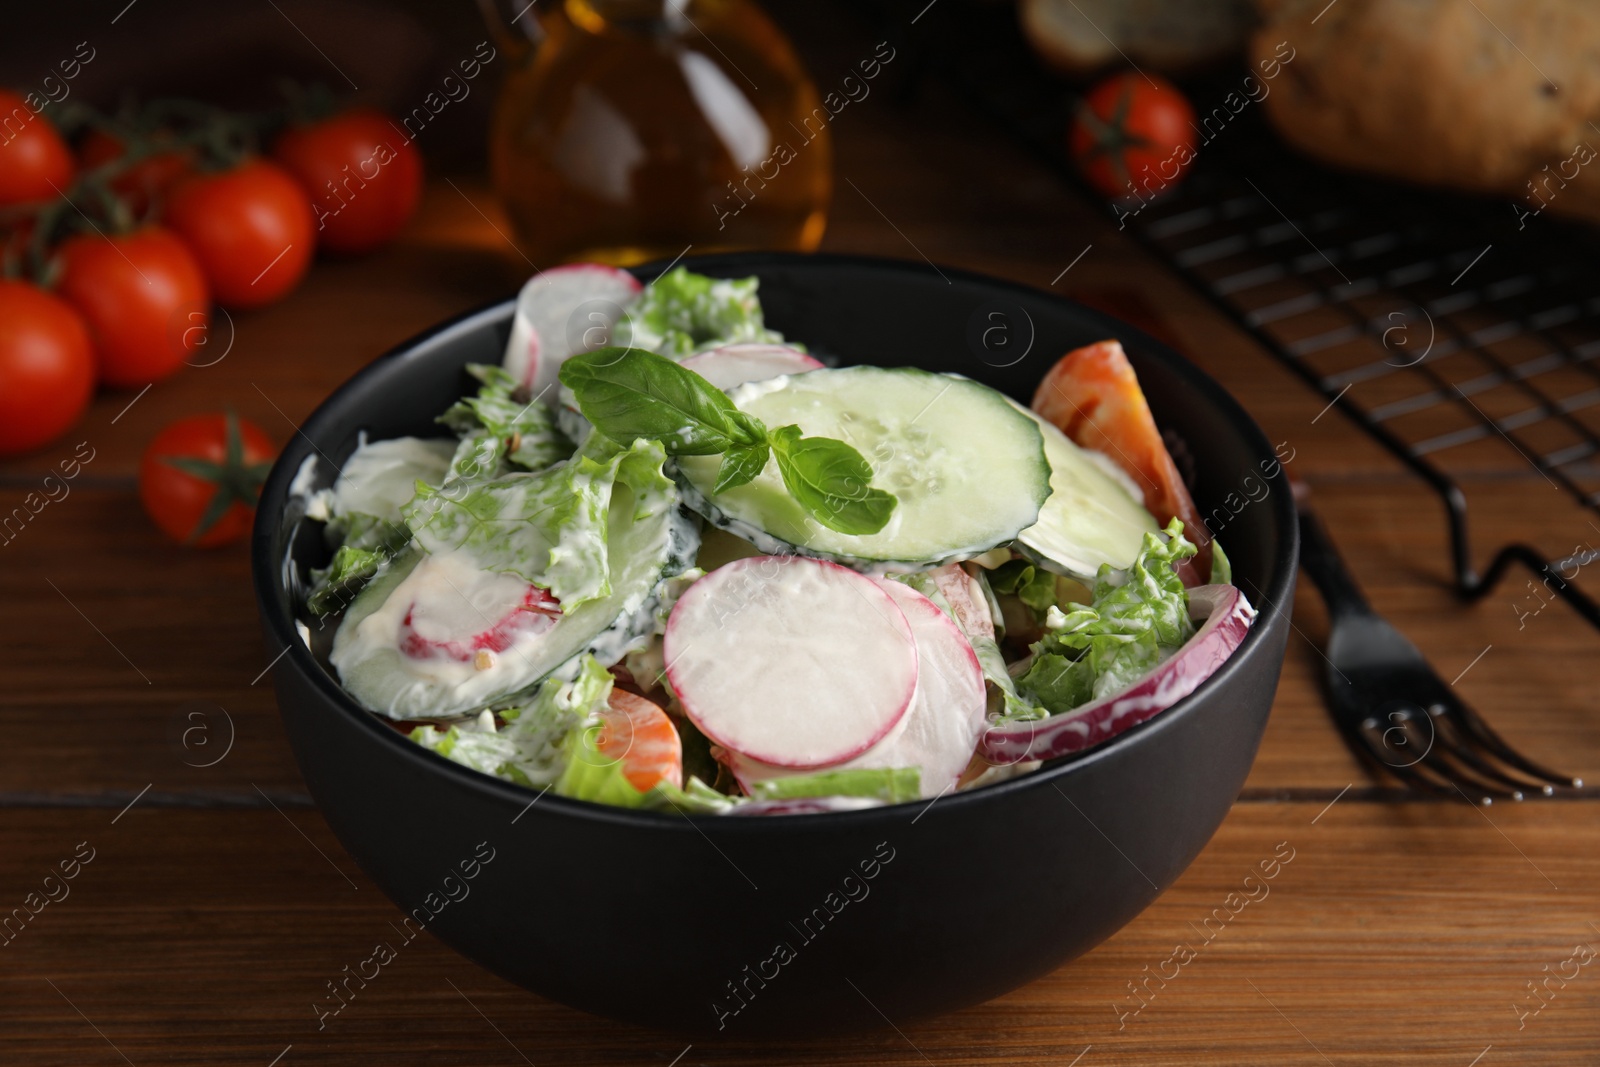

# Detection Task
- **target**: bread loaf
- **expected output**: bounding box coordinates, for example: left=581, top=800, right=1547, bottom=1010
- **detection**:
left=1251, top=0, right=1600, bottom=225
left=1022, top=0, right=1257, bottom=76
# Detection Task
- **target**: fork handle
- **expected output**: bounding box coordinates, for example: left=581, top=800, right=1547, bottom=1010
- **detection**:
left=1297, top=509, right=1374, bottom=617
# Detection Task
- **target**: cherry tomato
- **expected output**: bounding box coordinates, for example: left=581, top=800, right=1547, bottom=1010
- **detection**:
left=0, top=90, right=73, bottom=206
left=1069, top=72, right=1197, bottom=201
left=163, top=159, right=315, bottom=308
left=0, top=280, right=95, bottom=456
left=274, top=109, right=422, bottom=256
left=139, top=412, right=275, bottom=546
left=78, top=129, right=196, bottom=217
left=55, top=226, right=210, bottom=389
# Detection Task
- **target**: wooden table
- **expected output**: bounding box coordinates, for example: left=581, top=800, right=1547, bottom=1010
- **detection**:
left=5, top=22, right=1599, bottom=1067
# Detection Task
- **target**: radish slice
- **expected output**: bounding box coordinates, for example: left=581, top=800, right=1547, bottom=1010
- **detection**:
left=980, top=584, right=1255, bottom=765
left=679, top=343, right=823, bottom=391
left=726, top=578, right=986, bottom=798
left=399, top=584, right=560, bottom=662
left=926, top=563, right=996, bottom=642
left=503, top=264, right=642, bottom=400
left=664, top=556, right=917, bottom=769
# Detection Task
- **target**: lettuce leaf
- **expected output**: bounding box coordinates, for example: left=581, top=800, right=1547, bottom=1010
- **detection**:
left=303, top=437, right=453, bottom=613
left=749, top=768, right=922, bottom=804
left=403, top=437, right=672, bottom=612
left=308, top=511, right=415, bottom=615
left=612, top=267, right=785, bottom=359
left=410, top=654, right=614, bottom=786
left=548, top=664, right=728, bottom=811
left=1017, top=518, right=1197, bottom=713
left=647, top=775, right=739, bottom=814
left=986, top=558, right=1058, bottom=618
left=307, top=543, right=392, bottom=616
left=1210, top=539, right=1232, bottom=586
left=438, top=363, right=573, bottom=480
left=326, top=509, right=409, bottom=553
left=414, top=654, right=744, bottom=814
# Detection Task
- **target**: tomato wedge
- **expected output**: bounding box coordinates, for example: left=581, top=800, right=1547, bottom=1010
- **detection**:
left=595, top=690, right=683, bottom=792
left=1031, top=339, right=1212, bottom=583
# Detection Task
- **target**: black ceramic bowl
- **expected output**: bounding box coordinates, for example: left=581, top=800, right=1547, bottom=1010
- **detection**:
left=252, top=253, right=1295, bottom=1037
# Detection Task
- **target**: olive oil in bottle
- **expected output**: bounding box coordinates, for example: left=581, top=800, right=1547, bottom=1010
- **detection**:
left=488, top=0, right=832, bottom=266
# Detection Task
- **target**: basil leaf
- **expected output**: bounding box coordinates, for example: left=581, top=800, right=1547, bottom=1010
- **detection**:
left=560, top=346, right=761, bottom=456
left=769, top=424, right=897, bottom=536
left=715, top=441, right=770, bottom=493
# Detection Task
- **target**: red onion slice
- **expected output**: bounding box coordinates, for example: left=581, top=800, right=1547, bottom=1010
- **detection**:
left=979, top=584, right=1255, bottom=765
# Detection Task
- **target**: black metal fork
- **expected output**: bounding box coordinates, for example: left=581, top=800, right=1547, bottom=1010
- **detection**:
left=1297, top=508, right=1582, bottom=805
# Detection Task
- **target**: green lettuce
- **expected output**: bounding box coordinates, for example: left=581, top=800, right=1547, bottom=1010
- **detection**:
left=326, top=510, right=408, bottom=553
left=556, top=731, right=736, bottom=814
left=749, top=768, right=921, bottom=804
left=308, top=543, right=391, bottom=616
left=1210, top=539, right=1232, bottom=586
left=415, top=653, right=743, bottom=814
left=410, top=654, right=614, bottom=786
left=307, top=511, right=414, bottom=615
left=548, top=666, right=736, bottom=812
left=438, top=363, right=573, bottom=479
left=1017, top=518, right=1197, bottom=713
left=402, top=437, right=673, bottom=612
left=986, top=558, right=1059, bottom=620
left=648, top=776, right=739, bottom=814
left=442, top=432, right=505, bottom=486
left=613, top=267, right=786, bottom=359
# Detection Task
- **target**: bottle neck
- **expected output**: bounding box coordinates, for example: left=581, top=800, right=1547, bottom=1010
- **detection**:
left=566, top=0, right=695, bottom=32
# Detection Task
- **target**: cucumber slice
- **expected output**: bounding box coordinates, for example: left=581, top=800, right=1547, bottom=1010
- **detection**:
left=1011, top=402, right=1158, bottom=578
left=330, top=491, right=699, bottom=719
left=676, top=367, right=1050, bottom=569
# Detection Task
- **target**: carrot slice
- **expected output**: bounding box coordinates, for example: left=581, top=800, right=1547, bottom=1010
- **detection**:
left=595, top=690, right=684, bottom=792
left=1031, top=339, right=1212, bottom=583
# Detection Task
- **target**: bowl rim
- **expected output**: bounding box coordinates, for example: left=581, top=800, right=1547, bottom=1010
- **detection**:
left=251, top=250, right=1298, bottom=833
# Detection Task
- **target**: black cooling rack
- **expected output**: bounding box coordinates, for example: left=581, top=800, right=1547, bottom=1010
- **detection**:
left=915, top=3, right=1600, bottom=632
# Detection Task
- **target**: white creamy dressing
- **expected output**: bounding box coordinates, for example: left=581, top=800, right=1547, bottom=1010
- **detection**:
left=330, top=549, right=558, bottom=715
left=326, top=436, right=455, bottom=521
left=288, top=453, right=324, bottom=515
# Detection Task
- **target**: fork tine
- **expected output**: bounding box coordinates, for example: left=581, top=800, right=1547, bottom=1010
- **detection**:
left=1353, top=713, right=1468, bottom=799
left=1359, top=712, right=1513, bottom=804
left=1437, top=701, right=1581, bottom=792
left=1414, top=746, right=1512, bottom=805
left=1424, top=708, right=1542, bottom=799
left=1358, top=736, right=1457, bottom=799
left=1422, top=737, right=1523, bottom=803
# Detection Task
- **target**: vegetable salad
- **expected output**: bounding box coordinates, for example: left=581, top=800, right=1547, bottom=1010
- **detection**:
left=294, top=265, right=1254, bottom=815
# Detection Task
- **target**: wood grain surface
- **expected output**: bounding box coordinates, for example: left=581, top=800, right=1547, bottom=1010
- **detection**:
left=2, top=5, right=1597, bottom=1064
